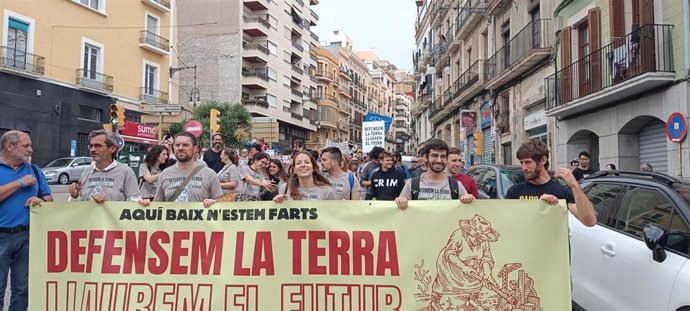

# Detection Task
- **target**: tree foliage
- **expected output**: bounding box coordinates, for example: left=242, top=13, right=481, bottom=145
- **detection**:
left=162, top=101, right=252, bottom=148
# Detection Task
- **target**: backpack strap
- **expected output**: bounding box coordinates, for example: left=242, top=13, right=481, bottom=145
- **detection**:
left=30, top=164, right=49, bottom=197
left=348, top=173, right=354, bottom=197
left=410, top=176, right=421, bottom=200
left=448, top=176, right=459, bottom=200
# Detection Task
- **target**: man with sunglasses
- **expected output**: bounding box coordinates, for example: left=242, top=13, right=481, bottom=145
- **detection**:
left=69, top=130, right=141, bottom=203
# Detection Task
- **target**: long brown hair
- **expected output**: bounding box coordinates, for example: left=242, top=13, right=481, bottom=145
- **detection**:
left=287, top=151, right=331, bottom=200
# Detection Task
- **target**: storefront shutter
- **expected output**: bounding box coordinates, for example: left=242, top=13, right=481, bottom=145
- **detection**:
left=639, top=120, right=667, bottom=173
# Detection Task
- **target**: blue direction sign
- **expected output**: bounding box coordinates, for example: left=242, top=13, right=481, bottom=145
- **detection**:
left=666, top=112, right=687, bottom=143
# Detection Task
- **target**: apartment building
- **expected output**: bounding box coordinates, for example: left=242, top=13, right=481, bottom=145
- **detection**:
left=412, top=0, right=554, bottom=165
left=176, top=0, right=319, bottom=150
left=546, top=0, right=687, bottom=176
left=308, top=45, right=341, bottom=149
left=0, top=0, right=172, bottom=164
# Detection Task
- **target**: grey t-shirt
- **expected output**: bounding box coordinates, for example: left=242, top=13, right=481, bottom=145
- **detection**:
left=217, top=164, right=241, bottom=194
left=326, top=172, right=361, bottom=200
left=399, top=173, right=468, bottom=200
left=278, top=183, right=338, bottom=200
left=154, top=164, right=223, bottom=202
left=239, top=165, right=270, bottom=197
left=139, top=164, right=161, bottom=198
left=78, top=162, right=141, bottom=201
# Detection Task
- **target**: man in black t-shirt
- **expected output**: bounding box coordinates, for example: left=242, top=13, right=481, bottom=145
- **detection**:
left=203, top=133, right=225, bottom=172
left=504, top=139, right=596, bottom=227
left=572, top=151, right=596, bottom=181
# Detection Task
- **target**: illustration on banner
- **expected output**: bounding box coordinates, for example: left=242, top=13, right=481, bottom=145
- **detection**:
left=414, top=214, right=542, bottom=311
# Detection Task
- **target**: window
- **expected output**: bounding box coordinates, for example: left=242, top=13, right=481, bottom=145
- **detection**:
left=283, top=75, right=291, bottom=87
left=6, top=18, right=28, bottom=69
left=501, top=22, right=510, bottom=66
left=78, top=105, right=102, bottom=122
left=268, top=41, right=277, bottom=55
left=144, top=63, right=157, bottom=94
left=76, top=132, right=90, bottom=156
left=146, top=14, right=159, bottom=34
left=616, top=187, right=672, bottom=239
left=268, top=68, right=277, bottom=81
left=530, top=6, right=540, bottom=48
left=586, top=183, right=624, bottom=225
left=284, top=51, right=291, bottom=64
left=83, top=43, right=100, bottom=79
left=666, top=210, right=690, bottom=254
left=478, top=169, right=497, bottom=197
left=266, top=94, right=277, bottom=107
left=78, top=0, right=103, bottom=11
left=578, top=22, right=590, bottom=84
left=469, top=168, right=485, bottom=184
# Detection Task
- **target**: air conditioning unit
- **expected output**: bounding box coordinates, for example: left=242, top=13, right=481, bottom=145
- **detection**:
left=554, top=16, right=563, bottom=34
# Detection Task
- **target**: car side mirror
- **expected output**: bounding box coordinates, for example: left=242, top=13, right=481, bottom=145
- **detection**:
left=71, top=163, right=79, bottom=167
left=643, top=224, right=667, bottom=263
left=484, top=185, right=497, bottom=198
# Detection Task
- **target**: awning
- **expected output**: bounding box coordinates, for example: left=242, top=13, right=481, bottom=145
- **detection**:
left=121, top=135, right=158, bottom=145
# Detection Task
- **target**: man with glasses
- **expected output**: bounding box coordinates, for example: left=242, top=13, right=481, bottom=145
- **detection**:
left=69, top=130, right=141, bottom=203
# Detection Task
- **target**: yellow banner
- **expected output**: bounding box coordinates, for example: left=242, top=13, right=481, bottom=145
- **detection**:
left=30, top=200, right=571, bottom=310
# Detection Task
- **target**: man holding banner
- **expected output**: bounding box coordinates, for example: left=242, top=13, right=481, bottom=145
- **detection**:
left=0, top=131, right=52, bottom=311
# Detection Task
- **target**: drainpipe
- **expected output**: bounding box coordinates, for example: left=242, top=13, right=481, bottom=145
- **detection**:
left=683, top=0, right=690, bottom=79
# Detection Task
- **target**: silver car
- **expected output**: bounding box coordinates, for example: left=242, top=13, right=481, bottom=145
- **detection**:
left=41, top=157, right=92, bottom=184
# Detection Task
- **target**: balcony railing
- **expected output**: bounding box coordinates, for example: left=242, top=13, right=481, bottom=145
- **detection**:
left=484, top=19, right=552, bottom=82
left=310, top=31, right=319, bottom=42
left=142, top=0, right=170, bottom=10
left=244, top=16, right=271, bottom=29
left=292, top=41, right=304, bottom=52
left=76, top=69, right=113, bottom=92
left=243, top=42, right=270, bottom=55
left=242, top=67, right=270, bottom=81
left=546, top=24, right=674, bottom=111
left=0, top=46, right=45, bottom=75
left=310, top=9, right=319, bottom=20
left=295, top=0, right=304, bottom=7
left=315, top=94, right=337, bottom=104
left=140, top=30, right=170, bottom=52
left=243, top=98, right=270, bottom=109
left=454, top=60, right=484, bottom=98
left=139, top=87, right=169, bottom=104
left=292, top=63, right=304, bottom=74
left=291, top=88, right=303, bottom=97
left=315, top=70, right=334, bottom=80
left=291, top=112, right=303, bottom=120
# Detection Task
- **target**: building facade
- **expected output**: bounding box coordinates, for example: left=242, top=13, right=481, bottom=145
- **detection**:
left=176, top=0, right=319, bottom=151
left=1, top=0, right=173, bottom=165
left=546, top=0, right=687, bottom=177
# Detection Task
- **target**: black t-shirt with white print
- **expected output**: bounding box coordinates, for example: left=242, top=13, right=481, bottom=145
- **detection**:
left=505, top=178, right=575, bottom=204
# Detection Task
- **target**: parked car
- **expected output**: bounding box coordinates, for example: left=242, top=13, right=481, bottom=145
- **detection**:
left=466, top=165, right=526, bottom=199
left=41, top=157, right=92, bottom=184
left=571, top=170, right=690, bottom=310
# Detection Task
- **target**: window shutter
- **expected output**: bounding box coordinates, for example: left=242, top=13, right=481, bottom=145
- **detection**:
left=609, top=0, right=625, bottom=43
left=561, top=27, right=572, bottom=103
left=589, top=7, right=601, bottom=92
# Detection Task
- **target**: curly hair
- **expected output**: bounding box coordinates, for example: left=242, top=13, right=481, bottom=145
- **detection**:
left=286, top=151, right=331, bottom=200
left=516, top=139, right=550, bottom=170
left=144, top=145, right=169, bottom=166
left=422, top=139, right=449, bottom=157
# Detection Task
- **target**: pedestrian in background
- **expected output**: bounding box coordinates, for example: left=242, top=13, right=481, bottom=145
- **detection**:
left=448, top=148, right=479, bottom=199
left=218, top=148, right=240, bottom=201
left=273, top=151, right=337, bottom=202
left=367, top=151, right=405, bottom=200
left=570, top=160, right=579, bottom=171
left=262, top=158, right=289, bottom=201
left=640, top=162, right=653, bottom=172
left=69, top=130, right=140, bottom=203
left=572, top=151, right=596, bottom=181
left=139, top=144, right=169, bottom=200
left=321, top=147, right=361, bottom=200
left=203, top=133, right=225, bottom=173
left=0, top=130, right=52, bottom=311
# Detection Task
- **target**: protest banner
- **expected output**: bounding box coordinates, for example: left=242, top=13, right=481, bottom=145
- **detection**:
left=30, top=200, right=571, bottom=310
left=362, top=121, right=385, bottom=153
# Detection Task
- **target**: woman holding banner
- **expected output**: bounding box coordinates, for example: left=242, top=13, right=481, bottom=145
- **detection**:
left=273, top=151, right=337, bottom=202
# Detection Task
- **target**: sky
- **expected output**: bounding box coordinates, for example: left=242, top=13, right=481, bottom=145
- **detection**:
left=312, top=0, right=418, bottom=72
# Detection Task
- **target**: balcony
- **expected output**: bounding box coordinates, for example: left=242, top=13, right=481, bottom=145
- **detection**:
left=338, top=101, right=351, bottom=115
left=310, top=0, right=319, bottom=4
left=454, top=0, right=490, bottom=42
left=295, top=0, right=304, bottom=7
left=292, top=41, right=304, bottom=52
left=241, top=67, right=269, bottom=90
left=243, top=16, right=270, bottom=37
left=310, top=9, right=319, bottom=21
left=292, top=15, right=307, bottom=29
left=242, top=98, right=270, bottom=109
left=310, top=31, right=319, bottom=42
left=448, top=60, right=486, bottom=111
left=141, top=0, right=170, bottom=12
left=291, top=112, right=303, bottom=120
left=139, top=87, right=169, bottom=105
left=292, top=63, right=304, bottom=75
left=314, top=70, right=333, bottom=82
left=76, top=69, right=113, bottom=93
left=339, top=86, right=351, bottom=98
left=545, top=24, right=675, bottom=118
left=139, top=31, right=170, bottom=54
left=0, top=46, right=45, bottom=76
left=430, top=88, right=455, bottom=124
left=243, top=0, right=268, bottom=11
left=484, top=19, right=552, bottom=90
left=291, top=88, right=303, bottom=97
left=315, top=94, right=337, bottom=106
left=242, top=42, right=270, bottom=63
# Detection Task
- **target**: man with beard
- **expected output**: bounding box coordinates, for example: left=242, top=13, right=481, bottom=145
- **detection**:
left=69, top=130, right=140, bottom=203
left=395, top=139, right=474, bottom=209
left=203, top=133, right=225, bottom=172
left=145, top=132, right=223, bottom=208
left=504, top=139, right=596, bottom=226
left=321, top=147, right=361, bottom=200
left=0, top=131, right=52, bottom=310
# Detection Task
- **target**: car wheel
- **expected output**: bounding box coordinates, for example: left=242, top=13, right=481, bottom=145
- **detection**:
left=58, top=173, right=70, bottom=185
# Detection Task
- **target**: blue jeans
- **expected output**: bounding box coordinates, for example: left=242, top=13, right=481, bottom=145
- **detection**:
left=0, top=231, right=29, bottom=311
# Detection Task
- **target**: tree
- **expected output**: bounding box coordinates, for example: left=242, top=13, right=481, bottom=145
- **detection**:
left=161, top=101, right=252, bottom=149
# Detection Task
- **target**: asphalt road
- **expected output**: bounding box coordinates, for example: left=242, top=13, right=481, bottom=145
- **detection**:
left=48, top=184, right=70, bottom=202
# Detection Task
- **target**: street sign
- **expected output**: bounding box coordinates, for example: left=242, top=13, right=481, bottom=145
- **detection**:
left=139, top=104, right=182, bottom=113
left=184, top=120, right=203, bottom=137
left=666, top=112, right=687, bottom=143
left=114, top=134, right=125, bottom=151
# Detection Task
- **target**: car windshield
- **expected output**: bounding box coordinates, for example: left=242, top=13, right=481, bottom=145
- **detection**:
left=44, top=158, right=73, bottom=168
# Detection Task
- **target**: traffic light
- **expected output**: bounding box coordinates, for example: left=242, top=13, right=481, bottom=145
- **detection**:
left=116, top=104, right=126, bottom=127
left=473, top=130, right=483, bottom=155
left=210, top=108, right=221, bottom=133
left=109, top=104, right=119, bottom=126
